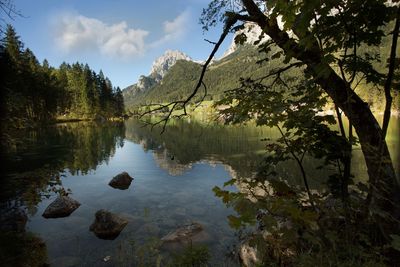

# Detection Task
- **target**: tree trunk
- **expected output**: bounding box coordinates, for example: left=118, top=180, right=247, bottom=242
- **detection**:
left=241, top=0, right=400, bottom=237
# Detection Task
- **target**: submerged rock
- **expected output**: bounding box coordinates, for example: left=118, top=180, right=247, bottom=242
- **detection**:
left=89, top=209, right=128, bottom=240
left=42, top=196, right=80, bottom=218
left=108, top=172, right=133, bottom=190
left=161, top=222, right=204, bottom=243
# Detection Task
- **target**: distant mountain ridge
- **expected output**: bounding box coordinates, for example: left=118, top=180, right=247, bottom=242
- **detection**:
left=124, top=44, right=276, bottom=107
left=122, top=24, right=267, bottom=108
left=150, top=50, right=192, bottom=82
left=122, top=50, right=192, bottom=106
left=122, top=22, right=398, bottom=113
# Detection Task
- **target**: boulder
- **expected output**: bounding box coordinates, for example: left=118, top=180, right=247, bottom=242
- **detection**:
left=89, top=209, right=128, bottom=240
left=161, top=222, right=203, bottom=243
left=42, top=196, right=80, bottom=218
left=108, top=172, right=133, bottom=190
left=160, top=222, right=209, bottom=252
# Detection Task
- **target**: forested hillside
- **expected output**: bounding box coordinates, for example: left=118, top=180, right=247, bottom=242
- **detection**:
left=122, top=50, right=192, bottom=108
left=125, top=35, right=399, bottom=113
left=0, top=25, right=124, bottom=130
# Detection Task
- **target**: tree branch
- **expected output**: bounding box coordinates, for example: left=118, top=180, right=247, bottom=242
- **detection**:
left=140, top=13, right=239, bottom=133
left=382, top=6, right=400, bottom=138
left=256, top=62, right=303, bottom=83
left=276, top=125, right=317, bottom=211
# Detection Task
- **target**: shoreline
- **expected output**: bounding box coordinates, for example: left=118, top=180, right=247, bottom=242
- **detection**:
left=317, top=108, right=400, bottom=118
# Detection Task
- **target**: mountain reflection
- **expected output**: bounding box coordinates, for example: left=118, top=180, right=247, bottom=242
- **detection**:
left=124, top=118, right=370, bottom=188
left=124, top=118, right=276, bottom=178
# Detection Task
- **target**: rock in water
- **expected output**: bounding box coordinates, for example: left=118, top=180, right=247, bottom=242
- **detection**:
left=161, top=222, right=203, bottom=243
left=89, top=210, right=128, bottom=240
left=42, top=196, right=80, bottom=218
left=160, top=222, right=209, bottom=252
left=108, top=172, right=133, bottom=190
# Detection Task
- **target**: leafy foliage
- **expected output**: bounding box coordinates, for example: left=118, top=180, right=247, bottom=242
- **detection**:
left=195, top=1, right=400, bottom=265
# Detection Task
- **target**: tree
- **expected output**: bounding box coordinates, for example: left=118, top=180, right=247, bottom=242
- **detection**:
left=0, top=26, right=123, bottom=128
left=201, top=0, right=399, bottom=238
left=2, top=24, right=21, bottom=61
left=0, top=24, right=26, bottom=124
left=114, top=87, right=125, bottom=116
left=143, top=0, right=399, bottom=262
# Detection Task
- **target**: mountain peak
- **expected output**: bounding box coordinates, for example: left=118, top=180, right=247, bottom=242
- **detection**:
left=150, top=50, right=192, bottom=82
left=222, top=22, right=269, bottom=58
left=123, top=50, right=193, bottom=103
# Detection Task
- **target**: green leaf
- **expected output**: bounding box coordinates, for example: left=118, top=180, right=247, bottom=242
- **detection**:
left=390, top=235, right=400, bottom=251
left=228, top=215, right=242, bottom=229
left=223, top=179, right=236, bottom=187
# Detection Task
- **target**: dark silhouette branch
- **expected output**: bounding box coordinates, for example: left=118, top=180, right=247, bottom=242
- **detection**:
left=140, top=13, right=240, bottom=133
left=256, top=62, right=303, bottom=83
left=0, top=0, right=23, bottom=33
left=0, top=0, right=19, bottom=19
left=276, top=125, right=317, bottom=211
left=204, top=39, right=217, bottom=45
left=382, top=6, right=400, bottom=138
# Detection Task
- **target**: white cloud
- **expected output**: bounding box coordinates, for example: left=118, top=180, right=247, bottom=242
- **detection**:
left=53, top=10, right=190, bottom=59
left=151, top=10, right=191, bottom=47
left=55, top=13, right=149, bottom=59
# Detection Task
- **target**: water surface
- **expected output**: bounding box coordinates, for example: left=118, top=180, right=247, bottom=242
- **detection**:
left=0, top=116, right=398, bottom=266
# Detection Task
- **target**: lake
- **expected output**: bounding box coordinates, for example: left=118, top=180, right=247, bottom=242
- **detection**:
left=0, top=116, right=398, bottom=266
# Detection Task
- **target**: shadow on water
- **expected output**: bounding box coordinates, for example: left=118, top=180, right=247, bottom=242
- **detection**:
left=0, top=116, right=398, bottom=266
left=0, top=121, right=125, bottom=266
left=125, top=118, right=359, bottom=188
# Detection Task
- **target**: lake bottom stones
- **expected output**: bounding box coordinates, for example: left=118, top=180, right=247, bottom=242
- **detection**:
left=160, top=222, right=210, bottom=251
left=90, top=209, right=128, bottom=240
left=42, top=196, right=81, bottom=218
left=108, top=172, right=134, bottom=190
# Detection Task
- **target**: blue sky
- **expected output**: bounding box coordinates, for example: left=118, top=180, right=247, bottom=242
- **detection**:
left=5, top=0, right=232, bottom=88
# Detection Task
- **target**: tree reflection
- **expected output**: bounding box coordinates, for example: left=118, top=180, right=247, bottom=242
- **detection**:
left=125, top=118, right=327, bottom=186
left=0, top=121, right=125, bottom=265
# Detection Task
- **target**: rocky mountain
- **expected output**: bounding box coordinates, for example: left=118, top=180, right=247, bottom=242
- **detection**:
left=125, top=44, right=275, bottom=107
left=122, top=24, right=269, bottom=107
left=150, top=50, right=192, bottom=82
left=123, top=22, right=284, bottom=107
left=122, top=21, right=398, bottom=113
left=222, top=22, right=269, bottom=58
left=122, top=50, right=192, bottom=106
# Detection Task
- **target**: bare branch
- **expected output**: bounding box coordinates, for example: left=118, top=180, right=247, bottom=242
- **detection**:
left=204, top=39, right=217, bottom=45
left=276, top=125, right=317, bottom=211
left=256, top=62, right=303, bottom=83
left=194, top=81, right=208, bottom=109
left=140, top=13, right=240, bottom=133
left=0, top=0, right=22, bottom=20
left=382, top=6, right=400, bottom=138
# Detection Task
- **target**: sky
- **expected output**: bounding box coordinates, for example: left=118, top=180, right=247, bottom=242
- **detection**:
left=4, top=0, right=233, bottom=88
